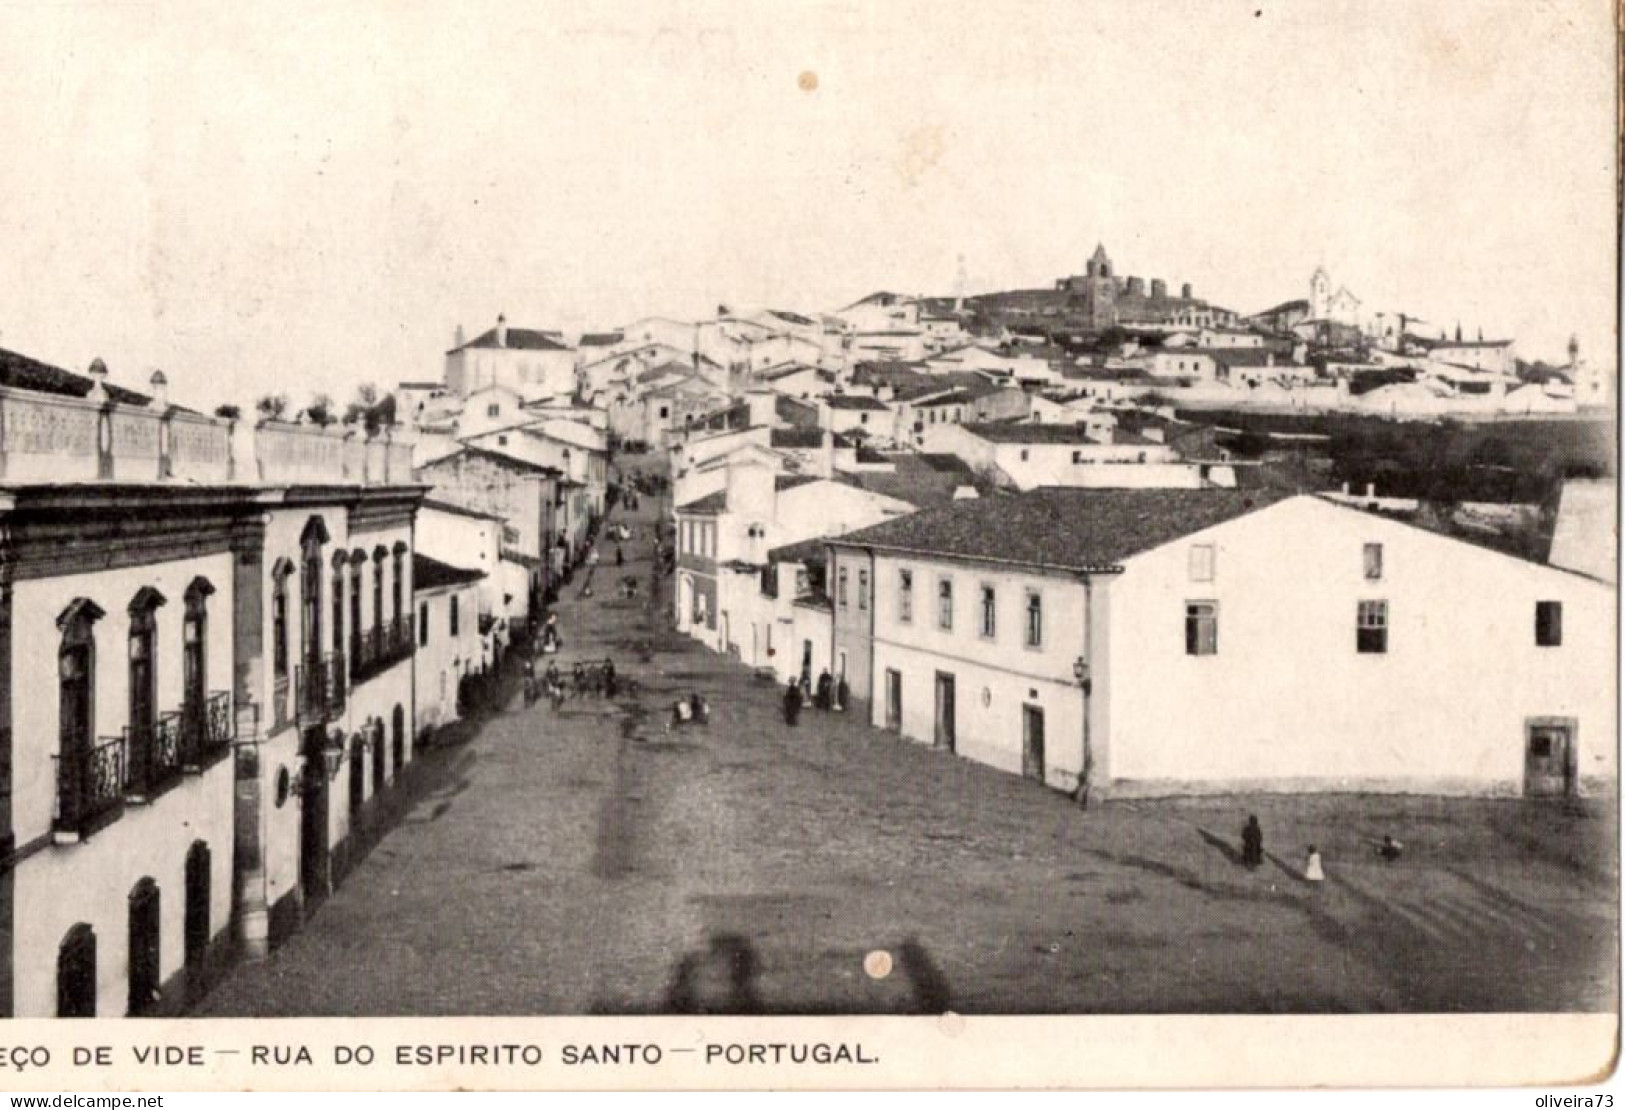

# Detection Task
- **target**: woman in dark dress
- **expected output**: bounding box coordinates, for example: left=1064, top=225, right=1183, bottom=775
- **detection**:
left=783, top=679, right=802, bottom=727
left=1241, top=815, right=1264, bottom=869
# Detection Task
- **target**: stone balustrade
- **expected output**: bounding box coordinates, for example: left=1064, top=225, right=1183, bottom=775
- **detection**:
left=0, top=385, right=416, bottom=486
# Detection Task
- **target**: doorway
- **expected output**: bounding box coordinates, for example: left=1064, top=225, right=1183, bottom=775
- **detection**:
left=800, top=640, right=813, bottom=691
left=1022, top=705, right=1046, bottom=782
left=126, top=878, right=160, bottom=1016
left=183, top=841, right=210, bottom=977
left=884, top=669, right=902, bottom=731
left=933, top=671, right=956, bottom=752
left=298, top=730, right=330, bottom=909
left=1524, top=718, right=1577, bottom=797
left=56, top=925, right=96, bottom=1018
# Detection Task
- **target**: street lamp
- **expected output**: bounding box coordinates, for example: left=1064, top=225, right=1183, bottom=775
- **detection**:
left=1072, top=657, right=1091, bottom=697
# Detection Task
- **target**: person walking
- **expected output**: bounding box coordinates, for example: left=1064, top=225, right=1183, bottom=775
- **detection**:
left=783, top=679, right=802, bottom=727
left=1241, top=815, right=1264, bottom=869
left=603, top=657, right=618, bottom=698
left=815, top=669, right=833, bottom=711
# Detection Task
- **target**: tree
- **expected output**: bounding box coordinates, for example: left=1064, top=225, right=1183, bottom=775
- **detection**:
left=214, top=403, right=242, bottom=421
left=342, top=382, right=380, bottom=427
left=305, top=393, right=336, bottom=427
left=255, top=393, right=289, bottom=422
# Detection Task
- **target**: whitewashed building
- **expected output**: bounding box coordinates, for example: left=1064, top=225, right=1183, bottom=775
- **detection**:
left=412, top=555, right=486, bottom=738
left=831, top=489, right=1615, bottom=800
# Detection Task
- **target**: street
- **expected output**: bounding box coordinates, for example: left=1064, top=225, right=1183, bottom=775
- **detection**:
left=197, top=490, right=1618, bottom=1016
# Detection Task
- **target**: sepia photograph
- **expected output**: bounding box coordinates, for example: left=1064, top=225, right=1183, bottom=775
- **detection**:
left=0, top=0, right=1617, bottom=1093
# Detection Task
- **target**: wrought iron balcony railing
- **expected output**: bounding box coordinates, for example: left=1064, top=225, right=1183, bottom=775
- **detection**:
left=124, top=713, right=183, bottom=800
left=180, top=691, right=234, bottom=769
left=53, top=735, right=125, bottom=839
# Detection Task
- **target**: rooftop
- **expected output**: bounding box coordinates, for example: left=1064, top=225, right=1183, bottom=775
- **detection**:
left=826, top=394, right=890, bottom=411
left=0, top=346, right=152, bottom=406
left=578, top=332, right=624, bottom=346
left=449, top=325, right=570, bottom=355
left=675, top=473, right=823, bottom=515
left=829, top=487, right=1283, bottom=572
left=413, top=552, right=485, bottom=591
left=421, top=498, right=505, bottom=522
left=960, top=422, right=1106, bottom=445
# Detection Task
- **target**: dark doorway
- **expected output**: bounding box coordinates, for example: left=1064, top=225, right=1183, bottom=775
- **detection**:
left=884, top=668, right=902, bottom=731
left=1022, top=704, right=1046, bottom=782
left=298, top=730, right=330, bottom=908
left=349, top=740, right=365, bottom=820
left=126, top=878, right=160, bottom=1016
left=371, top=722, right=385, bottom=794
left=184, top=841, right=210, bottom=975
left=56, top=924, right=96, bottom=1018
left=391, top=705, right=405, bottom=776
left=933, top=671, right=956, bottom=752
left=1525, top=719, right=1577, bottom=798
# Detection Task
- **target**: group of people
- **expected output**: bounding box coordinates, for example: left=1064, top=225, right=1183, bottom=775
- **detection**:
left=523, top=654, right=621, bottom=708
left=1240, top=816, right=1403, bottom=882
left=782, top=669, right=850, bottom=726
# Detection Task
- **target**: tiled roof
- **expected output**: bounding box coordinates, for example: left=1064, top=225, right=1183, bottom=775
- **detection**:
left=758, top=362, right=823, bottom=382
left=829, top=488, right=1285, bottom=572
left=1251, top=299, right=1310, bottom=318
left=826, top=394, right=890, bottom=411
left=770, top=426, right=824, bottom=448
left=676, top=473, right=822, bottom=515
left=421, top=445, right=564, bottom=477
left=768, top=309, right=817, bottom=326
left=413, top=553, right=485, bottom=591
left=916, top=390, right=975, bottom=407
left=0, top=346, right=151, bottom=405
left=775, top=394, right=820, bottom=427
left=397, top=380, right=444, bottom=390
left=578, top=332, right=623, bottom=346
left=449, top=326, right=570, bottom=354
left=960, top=422, right=1105, bottom=444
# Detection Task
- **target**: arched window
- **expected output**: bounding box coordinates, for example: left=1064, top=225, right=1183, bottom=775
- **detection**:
left=372, top=547, right=387, bottom=642
left=270, top=559, right=294, bottom=685
left=181, top=579, right=213, bottom=759
left=348, top=551, right=364, bottom=670
left=56, top=924, right=96, bottom=1018
left=126, top=588, right=167, bottom=796
left=330, top=552, right=346, bottom=667
left=183, top=841, right=211, bottom=976
left=55, top=599, right=105, bottom=835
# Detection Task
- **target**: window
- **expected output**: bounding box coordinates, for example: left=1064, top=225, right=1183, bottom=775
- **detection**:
left=392, top=547, right=405, bottom=627
left=1025, top=591, right=1042, bottom=647
left=1363, top=542, right=1384, bottom=581
left=1357, top=600, right=1388, bottom=654
left=498, top=435, right=508, bottom=446
left=182, top=579, right=211, bottom=728
left=450, top=596, right=460, bottom=636
left=331, top=562, right=345, bottom=659
left=419, top=603, right=429, bottom=646
left=838, top=567, right=849, bottom=607
left=898, top=569, right=913, bottom=623
left=858, top=569, right=869, bottom=611
left=1189, top=544, right=1215, bottom=582
left=1185, top=601, right=1218, bottom=655
left=1535, top=601, right=1563, bottom=647
left=272, top=567, right=290, bottom=679
left=937, top=578, right=954, bottom=630
left=1020, top=449, right=1030, bottom=461
left=349, top=560, right=363, bottom=663
left=980, top=585, right=997, bottom=639
left=486, top=403, right=500, bottom=417
left=1072, top=450, right=1082, bottom=464
left=372, top=550, right=386, bottom=636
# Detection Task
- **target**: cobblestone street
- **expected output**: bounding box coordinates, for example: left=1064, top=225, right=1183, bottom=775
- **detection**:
left=197, top=493, right=1617, bottom=1017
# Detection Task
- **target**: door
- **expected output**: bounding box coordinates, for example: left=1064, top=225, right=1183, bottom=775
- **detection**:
left=56, top=925, right=96, bottom=1018
left=184, top=842, right=210, bottom=982
left=800, top=641, right=813, bottom=689
left=391, top=705, right=405, bottom=775
left=128, top=622, right=156, bottom=790
left=933, top=672, right=956, bottom=752
left=884, top=669, right=902, bottom=731
left=1022, top=705, right=1046, bottom=782
left=1525, top=720, right=1576, bottom=797
left=298, top=730, right=330, bottom=907
left=349, top=742, right=365, bottom=819
left=127, top=878, right=160, bottom=1016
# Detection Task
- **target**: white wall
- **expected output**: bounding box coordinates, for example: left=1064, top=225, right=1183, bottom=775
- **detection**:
left=1099, top=496, right=1618, bottom=795
left=415, top=582, right=481, bottom=734
left=867, top=553, right=1089, bottom=791
left=12, top=549, right=237, bottom=1016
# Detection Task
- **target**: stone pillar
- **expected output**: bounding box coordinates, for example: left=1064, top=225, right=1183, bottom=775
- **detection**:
left=229, top=516, right=270, bottom=959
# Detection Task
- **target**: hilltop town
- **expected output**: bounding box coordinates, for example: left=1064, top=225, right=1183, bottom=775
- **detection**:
left=0, top=238, right=1613, bottom=1021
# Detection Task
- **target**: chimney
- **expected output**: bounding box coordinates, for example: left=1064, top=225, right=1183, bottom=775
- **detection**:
left=149, top=369, right=168, bottom=409
left=725, top=457, right=777, bottom=522
left=1126, top=276, right=1145, bottom=297
left=1181, top=282, right=1193, bottom=299
left=86, top=358, right=109, bottom=401
left=496, top=313, right=509, bottom=348
left=1151, top=278, right=1167, bottom=300
left=1365, top=483, right=1376, bottom=499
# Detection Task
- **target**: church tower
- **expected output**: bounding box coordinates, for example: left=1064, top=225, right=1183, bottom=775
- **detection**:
left=1309, top=267, right=1331, bottom=321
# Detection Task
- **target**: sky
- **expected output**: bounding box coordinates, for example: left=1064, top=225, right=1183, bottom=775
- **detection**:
left=0, top=0, right=1616, bottom=411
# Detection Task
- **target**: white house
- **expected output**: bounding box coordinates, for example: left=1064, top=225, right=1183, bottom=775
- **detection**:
left=413, top=555, right=486, bottom=738
left=925, top=423, right=1195, bottom=490
left=445, top=315, right=576, bottom=399
left=831, top=489, right=1615, bottom=799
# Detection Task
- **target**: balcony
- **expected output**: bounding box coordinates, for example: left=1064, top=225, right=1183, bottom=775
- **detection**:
left=181, top=691, right=234, bottom=772
left=296, top=652, right=346, bottom=726
left=326, top=651, right=347, bottom=717
left=124, top=713, right=183, bottom=802
left=350, top=616, right=415, bottom=684
left=52, top=736, right=126, bottom=841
